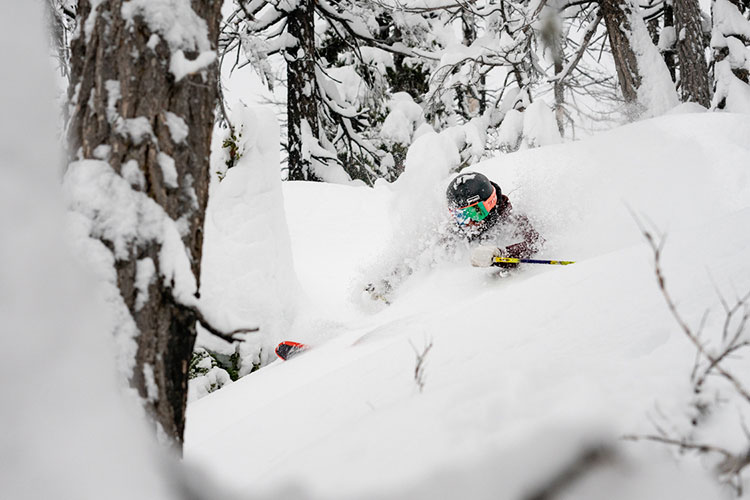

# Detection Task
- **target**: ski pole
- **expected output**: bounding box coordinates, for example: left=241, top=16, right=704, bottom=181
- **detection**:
left=493, top=257, right=575, bottom=266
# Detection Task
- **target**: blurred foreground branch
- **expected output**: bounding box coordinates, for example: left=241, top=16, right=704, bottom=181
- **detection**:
left=626, top=218, right=750, bottom=495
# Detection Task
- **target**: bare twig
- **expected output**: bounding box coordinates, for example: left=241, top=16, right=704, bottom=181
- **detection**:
left=410, top=337, right=434, bottom=393
left=622, top=434, right=734, bottom=460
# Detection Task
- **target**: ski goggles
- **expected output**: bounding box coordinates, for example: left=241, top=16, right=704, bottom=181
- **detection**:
left=450, top=186, right=498, bottom=224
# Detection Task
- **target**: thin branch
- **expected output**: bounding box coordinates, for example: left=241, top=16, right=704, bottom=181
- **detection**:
left=186, top=304, right=259, bottom=343
left=690, top=309, right=710, bottom=382
left=550, top=12, right=603, bottom=83
left=622, top=434, right=734, bottom=460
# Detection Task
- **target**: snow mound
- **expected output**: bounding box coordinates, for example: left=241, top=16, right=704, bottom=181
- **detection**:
left=198, top=104, right=300, bottom=384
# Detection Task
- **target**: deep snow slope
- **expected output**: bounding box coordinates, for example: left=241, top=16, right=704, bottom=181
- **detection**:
left=185, top=112, right=750, bottom=499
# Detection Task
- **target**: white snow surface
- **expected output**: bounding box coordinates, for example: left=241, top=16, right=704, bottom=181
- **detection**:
left=185, top=112, right=750, bottom=498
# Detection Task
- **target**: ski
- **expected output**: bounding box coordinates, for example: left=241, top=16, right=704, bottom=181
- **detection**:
left=275, top=341, right=310, bottom=361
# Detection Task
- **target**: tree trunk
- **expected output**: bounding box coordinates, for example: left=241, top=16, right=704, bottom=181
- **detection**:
left=674, top=0, right=712, bottom=106
left=286, top=0, right=320, bottom=181
left=457, top=9, right=481, bottom=120
left=541, top=10, right=566, bottom=136
left=662, top=4, right=678, bottom=82
left=67, top=0, right=221, bottom=449
left=599, top=0, right=642, bottom=103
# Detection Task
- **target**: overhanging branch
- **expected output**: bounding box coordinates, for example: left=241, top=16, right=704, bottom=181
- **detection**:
left=184, top=303, right=259, bottom=343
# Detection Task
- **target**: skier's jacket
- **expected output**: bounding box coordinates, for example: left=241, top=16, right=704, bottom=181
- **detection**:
left=456, top=181, right=544, bottom=259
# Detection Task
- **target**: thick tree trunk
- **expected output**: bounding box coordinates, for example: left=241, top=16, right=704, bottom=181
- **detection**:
left=68, top=0, right=221, bottom=449
left=599, top=0, right=642, bottom=103
left=674, top=0, right=712, bottom=106
left=286, top=0, right=320, bottom=181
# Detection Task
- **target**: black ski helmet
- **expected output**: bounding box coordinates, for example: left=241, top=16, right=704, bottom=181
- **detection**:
left=446, top=172, right=499, bottom=209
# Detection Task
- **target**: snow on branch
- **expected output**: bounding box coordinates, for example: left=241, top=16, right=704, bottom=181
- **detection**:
left=316, top=0, right=441, bottom=61
left=374, top=0, right=506, bottom=18
left=315, top=67, right=368, bottom=120
left=244, top=4, right=287, bottom=31
left=713, top=0, right=750, bottom=42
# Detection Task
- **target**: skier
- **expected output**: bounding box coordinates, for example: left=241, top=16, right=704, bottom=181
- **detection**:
left=365, top=172, right=543, bottom=303
left=446, top=172, right=543, bottom=268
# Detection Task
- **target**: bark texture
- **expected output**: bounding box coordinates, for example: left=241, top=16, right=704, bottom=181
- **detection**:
left=674, top=0, right=712, bottom=106
left=599, top=0, right=642, bottom=103
left=68, top=0, right=221, bottom=449
left=286, top=0, right=320, bottom=181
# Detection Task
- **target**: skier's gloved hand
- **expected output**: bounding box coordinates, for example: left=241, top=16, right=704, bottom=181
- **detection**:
left=364, top=279, right=392, bottom=304
left=471, top=245, right=504, bottom=267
